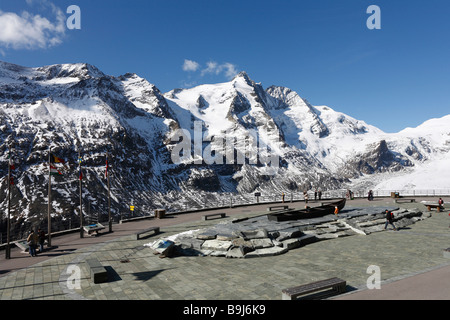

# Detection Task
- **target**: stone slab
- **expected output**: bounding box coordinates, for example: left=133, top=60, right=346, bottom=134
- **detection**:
left=244, top=246, right=288, bottom=258
left=250, top=238, right=273, bottom=249
left=201, top=239, right=232, bottom=251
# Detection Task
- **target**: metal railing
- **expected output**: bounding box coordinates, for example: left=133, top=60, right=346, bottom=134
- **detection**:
left=2, top=188, right=449, bottom=244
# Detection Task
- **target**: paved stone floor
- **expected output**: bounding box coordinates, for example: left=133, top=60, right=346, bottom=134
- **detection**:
left=0, top=198, right=449, bottom=301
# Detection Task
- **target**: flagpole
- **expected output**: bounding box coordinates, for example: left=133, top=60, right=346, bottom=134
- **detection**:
left=107, top=152, right=112, bottom=233
left=47, top=148, right=52, bottom=248
left=79, top=151, right=84, bottom=238
left=5, top=145, right=11, bottom=259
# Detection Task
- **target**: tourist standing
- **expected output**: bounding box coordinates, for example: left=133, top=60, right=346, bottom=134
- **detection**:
left=318, top=188, right=322, bottom=200
left=282, top=193, right=285, bottom=203
left=384, top=210, right=398, bottom=231
left=27, top=230, right=38, bottom=257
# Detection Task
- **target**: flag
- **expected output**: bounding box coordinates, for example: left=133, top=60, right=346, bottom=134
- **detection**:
left=51, top=154, right=66, bottom=164
left=78, top=156, right=83, bottom=180
left=50, top=165, right=63, bottom=176
left=9, top=156, right=15, bottom=184
left=105, top=158, right=108, bottom=178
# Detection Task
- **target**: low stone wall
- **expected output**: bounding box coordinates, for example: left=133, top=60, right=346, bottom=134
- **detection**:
left=145, top=206, right=429, bottom=259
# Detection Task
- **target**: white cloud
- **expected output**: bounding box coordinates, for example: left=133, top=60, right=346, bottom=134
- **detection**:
left=0, top=1, right=65, bottom=50
left=222, top=62, right=238, bottom=79
left=201, top=61, right=220, bottom=76
left=182, top=59, right=200, bottom=72
left=201, top=61, right=238, bottom=79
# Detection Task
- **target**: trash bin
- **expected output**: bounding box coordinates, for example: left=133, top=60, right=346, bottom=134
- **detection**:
left=155, top=209, right=166, bottom=219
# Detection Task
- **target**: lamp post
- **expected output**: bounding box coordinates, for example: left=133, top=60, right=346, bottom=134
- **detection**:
left=106, top=152, right=112, bottom=233
left=47, top=148, right=52, bottom=248
left=5, top=144, right=12, bottom=259
left=79, top=150, right=84, bottom=238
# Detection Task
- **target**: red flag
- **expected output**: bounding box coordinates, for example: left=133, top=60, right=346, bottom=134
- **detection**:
left=9, top=156, right=15, bottom=171
left=51, top=154, right=65, bottom=164
left=50, top=165, right=63, bottom=176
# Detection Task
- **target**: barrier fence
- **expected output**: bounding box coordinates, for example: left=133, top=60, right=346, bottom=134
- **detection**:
left=1, top=188, right=449, bottom=245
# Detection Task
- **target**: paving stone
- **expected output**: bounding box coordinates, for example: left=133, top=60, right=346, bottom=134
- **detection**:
left=235, top=228, right=269, bottom=240
left=244, top=246, right=288, bottom=258
left=196, top=233, right=217, bottom=240
left=281, top=238, right=301, bottom=250
left=250, top=238, right=273, bottom=249
left=231, top=238, right=253, bottom=248
left=201, top=239, right=232, bottom=251
left=176, top=237, right=204, bottom=250
left=226, top=246, right=249, bottom=258
left=216, top=234, right=238, bottom=241
left=276, top=227, right=303, bottom=241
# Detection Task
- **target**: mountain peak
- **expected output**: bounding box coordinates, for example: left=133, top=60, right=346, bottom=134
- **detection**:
left=232, top=71, right=253, bottom=84
left=35, top=62, right=105, bottom=80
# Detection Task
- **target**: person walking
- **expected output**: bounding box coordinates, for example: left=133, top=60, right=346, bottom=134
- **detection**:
left=27, top=230, right=38, bottom=257
left=384, top=210, right=398, bottom=231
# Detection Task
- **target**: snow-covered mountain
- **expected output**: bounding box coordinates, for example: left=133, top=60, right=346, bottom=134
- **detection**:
left=0, top=60, right=449, bottom=231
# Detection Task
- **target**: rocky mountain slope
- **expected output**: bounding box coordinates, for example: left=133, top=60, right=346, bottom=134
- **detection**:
left=0, top=60, right=448, bottom=233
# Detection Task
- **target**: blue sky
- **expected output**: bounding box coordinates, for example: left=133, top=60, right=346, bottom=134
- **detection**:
left=0, top=0, right=449, bottom=133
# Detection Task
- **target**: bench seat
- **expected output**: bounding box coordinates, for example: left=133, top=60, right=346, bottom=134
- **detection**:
left=202, top=213, right=226, bottom=221
left=395, top=198, right=416, bottom=203
left=426, top=204, right=444, bottom=212
left=282, top=277, right=346, bottom=300
left=136, top=226, right=160, bottom=240
left=85, top=258, right=108, bottom=284
left=267, top=205, right=289, bottom=212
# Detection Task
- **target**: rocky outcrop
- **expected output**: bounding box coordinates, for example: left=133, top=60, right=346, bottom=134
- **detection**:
left=146, top=207, right=429, bottom=258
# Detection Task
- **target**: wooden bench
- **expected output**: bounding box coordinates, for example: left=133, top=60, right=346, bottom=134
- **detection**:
left=426, top=204, right=444, bottom=212
left=85, top=258, right=108, bottom=284
left=267, top=205, right=289, bottom=212
left=395, top=198, right=416, bottom=203
left=282, top=277, right=346, bottom=300
left=202, top=213, right=226, bottom=221
left=136, top=226, right=160, bottom=240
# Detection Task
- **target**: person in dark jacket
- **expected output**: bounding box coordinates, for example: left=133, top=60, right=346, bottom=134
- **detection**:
left=38, top=228, right=46, bottom=252
left=27, top=230, right=38, bottom=257
left=384, top=210, right=398, bottom=231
